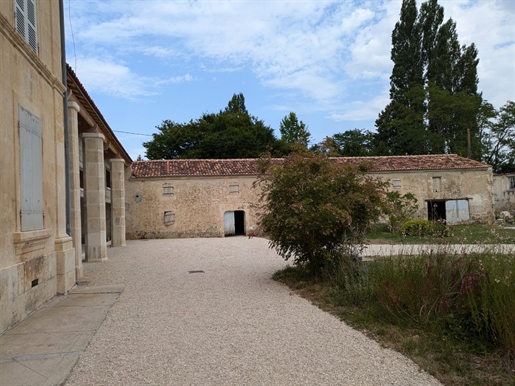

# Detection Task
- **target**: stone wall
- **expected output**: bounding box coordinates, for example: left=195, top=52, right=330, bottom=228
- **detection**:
left=125, top=166, right=494, bottom=240
left=126, top=175, right=261, bottom=239
left=493, top=174, right=515, bottom=211
left=371, top=168, right=494, bottom=222
left=0, top=2, right=75, bottom=333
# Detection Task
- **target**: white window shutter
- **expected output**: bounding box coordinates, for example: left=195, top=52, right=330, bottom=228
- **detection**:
left=19, top=106, right=43, bottom=231
left=26, top=0, right=37, bottom=52
left=15, top=0, right=25, bottom=40
left=14, top=0, right=38, bottom=53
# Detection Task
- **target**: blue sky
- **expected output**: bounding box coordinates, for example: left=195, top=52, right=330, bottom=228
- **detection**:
left=65, top=0, right=515, bottom=160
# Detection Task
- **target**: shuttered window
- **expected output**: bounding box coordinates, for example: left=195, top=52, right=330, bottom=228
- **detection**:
left=19, top=106, right=44, bottom=231
left=163, top=183, right=174, bottom=195
left=164, top=211, right=175, bottom=225
left=15, top=0, right=38, bottom=54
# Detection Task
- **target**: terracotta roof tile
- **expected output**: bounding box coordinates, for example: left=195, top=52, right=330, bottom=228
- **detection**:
left=131, top=155, right=490, bottom=178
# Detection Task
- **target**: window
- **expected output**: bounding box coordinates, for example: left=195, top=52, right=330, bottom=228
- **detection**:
left=392, top=179, right=401, bottom=189
left=163, top=183, right=174, bottom=196
left=433, top=177, right=442, bottom=193
left=510, top=176, right=515, bottom=190
left=15, top=0, right=38, bottom=54
left=19, top=106, right=43, bottom=231
left=164, top=211, right=175, bottom=225
left=229, top=184, right=239, bottom=194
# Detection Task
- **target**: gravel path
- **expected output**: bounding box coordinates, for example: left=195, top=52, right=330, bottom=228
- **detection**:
left=65, top=238, right=441, bottom=386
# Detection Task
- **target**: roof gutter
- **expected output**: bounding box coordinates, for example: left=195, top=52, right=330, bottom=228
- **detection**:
left=59, top=0, right=71, bottom=236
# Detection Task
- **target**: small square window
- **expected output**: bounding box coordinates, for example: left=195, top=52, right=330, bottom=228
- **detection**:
left=229, top=184, right=239, bottom=194
left=510, top=176, right=515, bottom=190
left=392, top=179, right=401, bottom=189
left=164, top=211, right=175, bottom=225
left=163, top=183, right=174, bottom=196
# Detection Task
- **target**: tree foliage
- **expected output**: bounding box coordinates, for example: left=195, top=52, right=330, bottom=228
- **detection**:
left=330, top=129, right=376, bottom=157
left=256, top=149, right=389, bottom=274
left=143, top=93, right=286, bottom=159
left=376, top=0, right=482, bottom=159
left=481, top=100, right=515, bottom=173
left=279, top=112, right=311, bottom=148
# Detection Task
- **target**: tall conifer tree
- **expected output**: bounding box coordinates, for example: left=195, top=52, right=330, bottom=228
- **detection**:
left=376, top=0, right=426, bottom=154
left=376, top=0, right=482, bottom=159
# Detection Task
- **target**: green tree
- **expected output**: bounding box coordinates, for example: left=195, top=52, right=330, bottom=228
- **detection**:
left=144, top=94, right=286, bottom=159
left=330, top=129, right=375, bottom=156
left=481, top=101, right=515, bottom=173
left=376, top=0, right=425, bottom=153
left=279, top=112, right=311, bottom=148
left=376, top=0, right=482, bottom=158
left=256, top=149, right=388, bottom=274
left=224, top=93, right=248, bottom=115
left=424, top=14, right=482, bottom=157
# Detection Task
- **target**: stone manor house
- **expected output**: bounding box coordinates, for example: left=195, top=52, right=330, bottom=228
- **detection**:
left=1, top=1, right=130, bottom=333
left=1, top=0, right=510, bottom=334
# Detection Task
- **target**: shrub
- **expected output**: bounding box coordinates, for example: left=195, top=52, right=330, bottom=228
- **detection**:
left=401, top=219, right=449, bottom=238
left=256, top=148, right=389, bottom=274
left=385, top=191, right=419, bottom=234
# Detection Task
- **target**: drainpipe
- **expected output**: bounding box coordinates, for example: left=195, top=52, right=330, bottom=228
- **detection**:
left=60, top=0, right=71, bottom=236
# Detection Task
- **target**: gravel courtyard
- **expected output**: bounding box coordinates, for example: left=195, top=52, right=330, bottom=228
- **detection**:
left=65, top=237, right=441, bottom=386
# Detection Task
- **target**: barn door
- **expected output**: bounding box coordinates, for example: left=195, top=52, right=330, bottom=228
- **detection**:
left=445, top=200, right=469, bottom=224
left=445, top=200, right=457, bottom=224
left=224, top=211, right=235, bottom=236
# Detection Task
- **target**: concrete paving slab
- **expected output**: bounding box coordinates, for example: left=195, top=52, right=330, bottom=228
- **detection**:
left=0, top=360, right=47, bottom=386
left=0, top=285, right=123, bottom=386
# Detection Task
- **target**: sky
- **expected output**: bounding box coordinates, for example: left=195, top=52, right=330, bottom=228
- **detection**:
left=64, top=0, right=515, bottom=160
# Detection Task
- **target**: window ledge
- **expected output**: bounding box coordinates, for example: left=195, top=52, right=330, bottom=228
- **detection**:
left=13, top=229, right=52, bottom=256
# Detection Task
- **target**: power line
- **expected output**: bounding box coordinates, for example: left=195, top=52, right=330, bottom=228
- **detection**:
left=113, top=130, right=153, bottom=136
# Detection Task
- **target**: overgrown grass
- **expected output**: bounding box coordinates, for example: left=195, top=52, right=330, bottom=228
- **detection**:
left=367, top=223, right=515, bottom=245
left=274, top=249, right=515, bottom=386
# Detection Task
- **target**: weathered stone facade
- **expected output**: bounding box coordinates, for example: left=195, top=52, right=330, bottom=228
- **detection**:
left=126, top=175, right=261, bottom=239
left=1, top=2, right=131, bottom=333
left=126, top=155, right=494, bottom=240
left=0, top=0, right=74, bottom=332
left=493, top=173, right=515, bottom=211
left=371, top=169, right=494, bottom=222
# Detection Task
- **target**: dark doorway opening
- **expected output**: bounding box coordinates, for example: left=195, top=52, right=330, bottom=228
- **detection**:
left=427, top=200, right=446, bottom=221
left=224, top=210, right=246, bottom=236
left=234, top=210, right=245, bottom=236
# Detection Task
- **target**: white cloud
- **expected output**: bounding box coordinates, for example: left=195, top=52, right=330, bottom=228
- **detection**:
left=72, top=57, right=193, bottom=99
left=340, top=8, right=376, bottom=34
left=329, top=88, right=390, bottom=122
left=67, top=0, right=515, bottom=115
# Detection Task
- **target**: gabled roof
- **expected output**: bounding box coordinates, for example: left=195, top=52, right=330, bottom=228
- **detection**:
left=66, top=64, right=132, bottom=165
left=131, top=154, right=490, bottom=178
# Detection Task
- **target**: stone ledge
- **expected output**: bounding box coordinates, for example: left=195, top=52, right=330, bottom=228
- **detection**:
left=13, top=229, right=52, bottom=257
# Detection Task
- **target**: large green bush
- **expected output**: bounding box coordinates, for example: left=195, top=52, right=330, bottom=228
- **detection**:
left=256, top=148, right=389, bottom=274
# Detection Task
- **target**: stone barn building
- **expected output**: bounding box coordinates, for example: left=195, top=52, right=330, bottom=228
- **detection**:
left=127, top=159, right=262, bottom=239
left=493, top=173, right=515, bottom=211
left=126, top=154, right=494, bottom=239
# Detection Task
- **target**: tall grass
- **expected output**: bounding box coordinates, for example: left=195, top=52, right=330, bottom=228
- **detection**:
left=330, top=247, right=515, bottom=358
